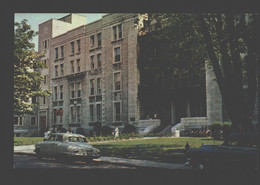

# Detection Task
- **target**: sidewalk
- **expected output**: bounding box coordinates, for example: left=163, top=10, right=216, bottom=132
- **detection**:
left=14, top=145, right=189, bottom=170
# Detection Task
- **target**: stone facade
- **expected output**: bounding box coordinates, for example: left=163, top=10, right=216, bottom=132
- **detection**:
left=36, top=13, right=140, bottom=135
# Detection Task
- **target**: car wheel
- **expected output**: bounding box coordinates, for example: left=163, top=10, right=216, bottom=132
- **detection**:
left=35, top=148, right=42, bottom=160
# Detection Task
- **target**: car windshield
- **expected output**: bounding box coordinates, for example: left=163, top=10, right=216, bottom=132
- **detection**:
left=68, top=136, right=87, bottom=143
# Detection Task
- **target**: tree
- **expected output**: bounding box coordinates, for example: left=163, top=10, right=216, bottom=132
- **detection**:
left=14, top=19, right=51, bottom=116
left=198, top=13, right=260, bottom=132
left=138, top=13, right=259, bottom=132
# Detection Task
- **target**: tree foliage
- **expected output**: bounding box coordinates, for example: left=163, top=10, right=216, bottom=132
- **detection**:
left=14, top=19, right=51, bottom=116
left=198, top=13, right=260, bottom=132
left=137, top=13, right=260, bottom=131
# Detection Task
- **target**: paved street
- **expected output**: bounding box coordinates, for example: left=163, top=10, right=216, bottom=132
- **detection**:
left=13, top=154, right=144, bottom=169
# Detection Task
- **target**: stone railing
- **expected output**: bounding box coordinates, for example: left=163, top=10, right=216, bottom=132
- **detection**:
left=136, top=119, right=161, bottom=134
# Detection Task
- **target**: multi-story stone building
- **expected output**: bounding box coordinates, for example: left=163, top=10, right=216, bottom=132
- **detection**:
left=14, top=13, right=227, bottom=136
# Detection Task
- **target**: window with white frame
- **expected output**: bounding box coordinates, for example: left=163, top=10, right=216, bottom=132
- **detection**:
left=97, top=53, right=101, bottom=68
left=31, top=117, right=36, bottom=126
left=96, top=104, right=101, bottom=122
left=112, top=24, right=122, bottom=41
left=90, top=55, right=95, bottom=69
left=90, top=79, right=94, bottom=95
left=55, top=47, right=59, bottom=59
left=97, top=78, right=101, bottom=95
left=71, top=83, right=75, bottom=98
left=54, top=86, right=58, bottom=100
left=77, top=106, right=81, bottom=123
left=71, top=61, right=75, bottom=73
left=90, top=104, right=94, bottom=122
left=90, top=35, right=95, bottom=47
left=77, top=82, right=81, bottom=97
left=71, top=42, right=75, bottom=55
left=77, top=39, right=81, bottom=53
left=114, top=72, right=121, bottom=91
left=60, top=85, right=63, bottom=100
left=114, top=102, right=121, bottom=121
left=77, top=59, right=80, bottom=72
left=114, top=47, right=121, bottom=62
left=55, top=65, right=58, bottom=77
left=60, top=46, right=64, bottom=58
left=60, top=64, right=64, bottom=76
left=97, top=33, right=102, bottom=47
left=71, top=106, right=75, bottom=123
left=14, top=116, right=23, bottom=126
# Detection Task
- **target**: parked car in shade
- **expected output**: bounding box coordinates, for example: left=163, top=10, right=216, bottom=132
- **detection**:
left=35, top=133, right=100, bottom=162
left=185, top=132, right=260, bottom=171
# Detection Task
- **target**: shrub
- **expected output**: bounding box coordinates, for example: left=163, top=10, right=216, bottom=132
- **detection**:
left=122, top=124, right=136, bottom=134
left=210, top=123, right=222, bottom=140
left=101, top=126, right=113, bottom=136
left=76, top=127, right=86, bottom=136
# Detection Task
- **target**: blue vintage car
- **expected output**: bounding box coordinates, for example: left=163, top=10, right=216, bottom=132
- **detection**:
left=185, top=132, right=260, bottom=170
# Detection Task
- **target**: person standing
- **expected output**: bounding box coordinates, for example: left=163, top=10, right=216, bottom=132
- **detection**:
left=114, top=126, right=119, bottom=138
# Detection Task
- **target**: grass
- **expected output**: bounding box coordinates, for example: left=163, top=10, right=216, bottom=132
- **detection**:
left=91, top=137, right=223, bottom=164
left=14, top=137, right=43, bottom=146
left=14, top=136, right=223, bottom=164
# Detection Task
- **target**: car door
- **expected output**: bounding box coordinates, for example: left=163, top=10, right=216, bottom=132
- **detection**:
left=45, top=134, right=58, bottom=156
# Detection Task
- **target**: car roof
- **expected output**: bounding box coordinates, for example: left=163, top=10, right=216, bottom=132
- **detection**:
left=52, top=133, right=85, bottom=137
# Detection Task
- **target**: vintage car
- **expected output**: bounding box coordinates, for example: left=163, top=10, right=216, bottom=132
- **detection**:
left=185, top=132, right=260, bottom=170
left=35, top=133, right=100, bottom=162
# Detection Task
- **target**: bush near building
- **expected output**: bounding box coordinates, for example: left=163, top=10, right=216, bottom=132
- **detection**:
left=209, top=122, right=232, bottom=140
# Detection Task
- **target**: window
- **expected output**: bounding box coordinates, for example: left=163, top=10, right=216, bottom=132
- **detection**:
left=32, top=96, right=37, bottom=104
left=77, top=82, right=81, bottom=97
left=118, top=24, right=122, bottom=39
left=90, top=105, right=94, bottom=122
left=97, top=53, right=101, bottom=68
left=43, top=97, right=46, bottom=104
left=112, top=24, right=122, bottom=40
left=114, top=72, right=121, bottom=91
left=43, top=75, right=47, bottom=84
left=71, top=61, right=74, bottom=73
left=114, top=102, right=121, bottom=121
left=71, top=42, right=74, bottom=55
left=90, top=35, right=95, bottom=47
left=90, top=79, right=94, bottom=95
left=14, top=116, right=23, bottom=126
left=31, top=117, right=36, bottom=126
left=44, top=59, right=47, bottom=67
left=97, top=33, right=102, bottom=47
left=97, top=78, right=101, bottom=95
left=113, top=26, right=117, bottom=40
left=43, top=40, right=48, bottom=49
left=71, top=106, right=75, bottom=123
left=71, top=83, right=75, bottom=98
left=55, top=48, right=59, bottom=59
left=77, top=59, right=80, bottom=72
left=59, top=108, right=63, bottom=123
left=90, top=55, right=95, bottom=69
left=77, top=106, right=81, bottom=123
left=60, top=64, right=64, bottom=76
left=60, top=46, right=64, bottom=58
left=97, top=104, right=101, bottom=121
left=54, top=86, right=58, bottom=100
left=55, top=65, right=58, bottom=77
left=60, top=85, right=63, bottom=100
left=77, top=40, right=81, bottom=53
left=114, top=47, right=121, bottom=62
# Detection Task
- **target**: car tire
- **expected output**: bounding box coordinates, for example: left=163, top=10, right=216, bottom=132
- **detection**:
left=35, top=148, right=42, bottom=160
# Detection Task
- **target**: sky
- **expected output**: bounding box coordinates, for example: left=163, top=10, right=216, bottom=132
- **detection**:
left=14, top=13, right=107, bottom=51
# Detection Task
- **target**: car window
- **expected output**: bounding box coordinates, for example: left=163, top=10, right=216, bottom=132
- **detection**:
left=56, top=135, right=63, bottom=141
left=68, top=136, right=87, bottom=143
left=48, top=135, right=56, bottom=141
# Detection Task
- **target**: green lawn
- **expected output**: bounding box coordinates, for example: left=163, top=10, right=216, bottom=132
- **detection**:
left=92, top=137, right=223, bottom=164
left=14, top=136, right=223, bottom=164
left=14, top=137, right=43, bottom=146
